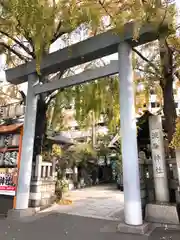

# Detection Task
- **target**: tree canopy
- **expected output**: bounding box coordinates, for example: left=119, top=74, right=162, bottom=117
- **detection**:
left=0, top=0, right=102, bottom=67
left=0, top=0, right=175, bottom=66
left=0, top=0, right=179, bottom=153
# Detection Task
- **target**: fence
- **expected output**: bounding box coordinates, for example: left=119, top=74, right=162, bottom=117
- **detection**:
left=139, top=156, right=179, bottom=206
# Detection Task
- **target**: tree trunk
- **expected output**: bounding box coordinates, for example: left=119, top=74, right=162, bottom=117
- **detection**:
left=161, top=79, right=176, bottom=142
left=159, top=38, right=177, bottom=146
left=33, top=96, right=48, bottom=160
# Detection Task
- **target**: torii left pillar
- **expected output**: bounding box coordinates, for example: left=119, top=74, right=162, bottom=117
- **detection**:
left=11, top=74, right=38, bottom=215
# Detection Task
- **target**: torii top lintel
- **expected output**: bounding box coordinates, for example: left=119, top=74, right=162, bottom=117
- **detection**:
left=5, top=21, right=168, bottom=85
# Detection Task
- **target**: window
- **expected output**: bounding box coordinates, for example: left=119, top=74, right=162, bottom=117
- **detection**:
left=156, top=102, right=160, bottom=108
left=151, top=102, right=156, bottom=108
left=151, top=102, right=161, bottom=108
left=150, top=89, right=155, bottom=95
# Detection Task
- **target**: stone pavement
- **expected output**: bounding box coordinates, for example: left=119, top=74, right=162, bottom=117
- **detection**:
left=0, top=212, right=180, bottom=240
left=42, top=184, right=125, bottom=221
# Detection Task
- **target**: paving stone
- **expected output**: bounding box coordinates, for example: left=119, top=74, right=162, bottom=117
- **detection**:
left=49, top=185, right=125, bottom=220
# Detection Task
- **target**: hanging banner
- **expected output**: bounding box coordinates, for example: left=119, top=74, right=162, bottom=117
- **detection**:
left=0, top=168, right=18, bottom=196
left=0, top=104, right=25, bottom=119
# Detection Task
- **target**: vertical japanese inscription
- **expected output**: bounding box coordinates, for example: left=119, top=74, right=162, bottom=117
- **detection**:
left=151, top=129, right=165, bottom=177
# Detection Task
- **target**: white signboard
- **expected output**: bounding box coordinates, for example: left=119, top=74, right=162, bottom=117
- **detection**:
left=0, top=168, right=18, bottom=196
left=151, top=129, right=165, bottom=178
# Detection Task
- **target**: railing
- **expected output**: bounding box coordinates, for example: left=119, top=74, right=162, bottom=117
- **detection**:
left=32, top=155, right=56, bottom=180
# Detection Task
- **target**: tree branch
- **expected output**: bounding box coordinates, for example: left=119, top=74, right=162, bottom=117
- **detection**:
left=45, top=69, right=70, bottom=104
left=50, top=25, right=74, bottom=43
left=0, top=30, right=35, bottom=58
left=157, top=4, right=169, bottom=37
left=170, top=46, right=180, bottom=54
left=0, top=0, right=7, bottom=8
left=174, top=70, right=180, bottom=80
left=51, top=20, right=62, bottom=43
left=98, top=0, right=116, bottom=25
left=133, top=46, right=180, bottom=82
left=15, top=18, right=35, bottom=52
left=45, top=90, right=59, bottom=104
left=0, top=42, right=28, bottom=62
left=19, top=90, right=26, bottom=105
left=132, top=47, right=161, bottom=74
left=136, top=67, right=161, bottom=77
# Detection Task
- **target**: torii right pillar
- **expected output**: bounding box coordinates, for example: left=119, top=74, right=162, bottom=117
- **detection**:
left=118, top=42, right=143, bottom=226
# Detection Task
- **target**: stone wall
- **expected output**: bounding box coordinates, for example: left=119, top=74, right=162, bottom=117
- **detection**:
left=29, top=179, right=56, bottom=210
left=138, top=155, right=180, bottom=222
left=29, top=156, right=56, bottom=211
left=140, top=157, right=179, bottom=204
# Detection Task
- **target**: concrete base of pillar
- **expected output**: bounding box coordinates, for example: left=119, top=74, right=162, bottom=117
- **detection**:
left=7, top=208, right=40, bottom=220
left=117, top=222, right=150, bottom=235
left=145, top=203, right=180, bottom=225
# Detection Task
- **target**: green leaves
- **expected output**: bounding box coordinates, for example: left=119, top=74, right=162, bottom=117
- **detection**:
left=0, top=0, right=176, bottom=75
left=0, top=0, right=102, bottom=69
left=47, top=88, right=73, bottom=132
left=1, top=0, right=178, bottom=141
left=72, top=77, right=120, bottom=131
left=48, top=76, right=121, bottom=133
left=170, top=118, right=180, bottom=149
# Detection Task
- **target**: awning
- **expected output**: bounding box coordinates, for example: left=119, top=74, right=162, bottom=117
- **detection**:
left=0, top=123, right=23, bottom=133
left=47, top=134, right=74, bottom=145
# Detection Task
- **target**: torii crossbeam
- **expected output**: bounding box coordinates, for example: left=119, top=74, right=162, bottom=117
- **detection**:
left=6, top=22, right=167, bottom=85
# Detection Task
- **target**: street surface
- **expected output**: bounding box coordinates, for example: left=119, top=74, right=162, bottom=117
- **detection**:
left=0, top=212, right=179, bottom=240
left=0, top=184, right=179, bottom=239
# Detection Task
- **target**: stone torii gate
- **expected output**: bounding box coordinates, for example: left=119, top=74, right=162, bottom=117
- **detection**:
left=5, top=21, right=168, bottom=227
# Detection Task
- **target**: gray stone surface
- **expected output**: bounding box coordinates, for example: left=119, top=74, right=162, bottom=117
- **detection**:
left=5, top=185, right=180, bottom=239
left=150, top=227, right=180, bottom=240
left=145, top=203, right=180, bottom=224
left=0, top=212, right=180, bottom=240
left=41, top=185, right=125, bottom=221
left=7, top=208, right=38, bottom=220
left=117, top=222, right=150, bottom=235
left=34, top=61, right=119, bottom=94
